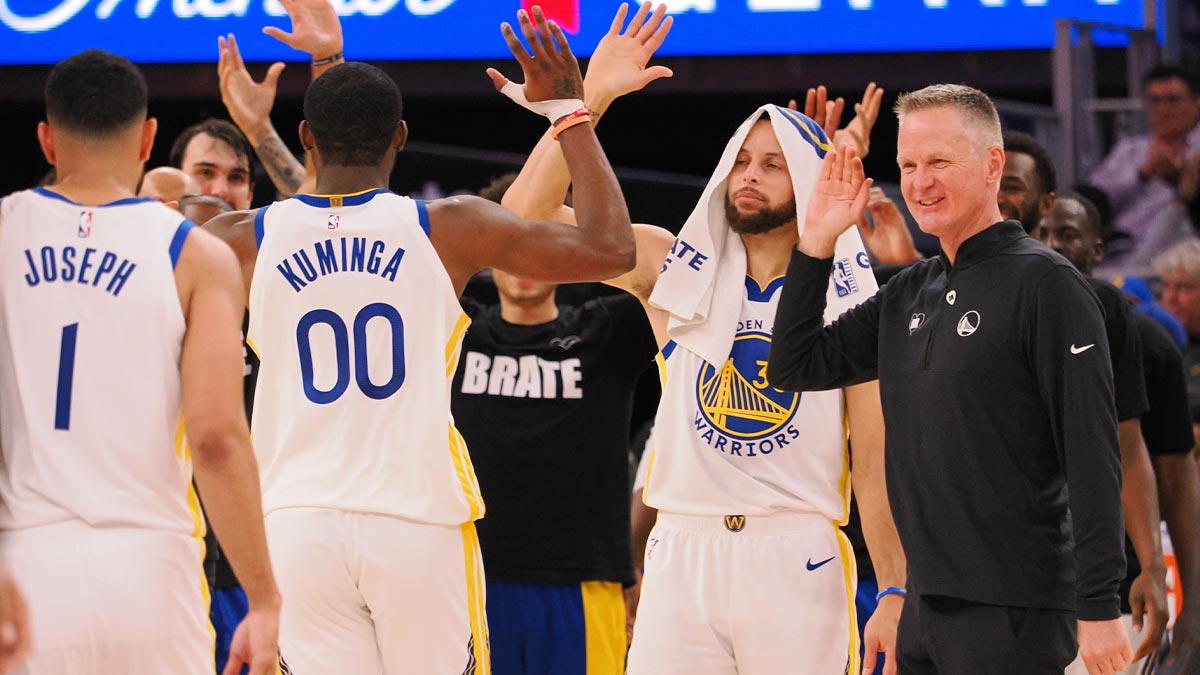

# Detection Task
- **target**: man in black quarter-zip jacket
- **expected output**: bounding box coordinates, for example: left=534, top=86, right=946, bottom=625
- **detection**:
left=767, top=84, right=1131, bottom=675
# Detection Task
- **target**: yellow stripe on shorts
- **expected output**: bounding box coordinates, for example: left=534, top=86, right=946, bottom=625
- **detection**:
left=582, top=581, right=626, bottom=675
left=837, top=529, right=860, bottom=675
left=461, top=523, right=491, bottom=675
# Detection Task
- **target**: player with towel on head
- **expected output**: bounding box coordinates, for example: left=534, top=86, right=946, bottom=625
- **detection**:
left=499, top=11, right=905, bottom=671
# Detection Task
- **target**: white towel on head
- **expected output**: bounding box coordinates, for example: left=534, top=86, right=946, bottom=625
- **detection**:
left=649, top=104, right=874, bottom=367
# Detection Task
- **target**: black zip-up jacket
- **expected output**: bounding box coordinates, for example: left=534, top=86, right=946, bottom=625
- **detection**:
left=768, top=221, right=1124, bottom=620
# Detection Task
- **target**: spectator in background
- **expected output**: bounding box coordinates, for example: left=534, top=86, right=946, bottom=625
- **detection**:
left=1154, top=239, right=1200, bottom=428
left=168, top=118, right=255, bottom=211
left=1091, top=65, right=1200, bottom=273
left=1112, top=275, right=1188, bottom=350
left=1040, top=194, right=1200, bottom=675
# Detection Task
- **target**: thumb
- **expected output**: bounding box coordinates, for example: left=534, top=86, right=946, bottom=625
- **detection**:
left=485, top=67, right=511, bottom=92
left=638, top=65, right=673, bottom=87
left=261, top=26, right=296, bottom=49
left=1131, top=595, right=1145, bottom=632
left=263, top=62, right=286, bottom=88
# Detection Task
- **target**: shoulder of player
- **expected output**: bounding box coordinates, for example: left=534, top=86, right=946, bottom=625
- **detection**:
left=175, top=225, right=242, bottom=283
left=424, top=195, right=504, bottom=233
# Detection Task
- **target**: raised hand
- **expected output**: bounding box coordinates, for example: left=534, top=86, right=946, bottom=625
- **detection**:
left=839, top=82, right=884, bottom=159
left=800, top=144, right=872, bottom=258
left=788, top=85, right=844, bottom=142
left=218, top=33, right=285, bottom=145
left=487, top=7, right=584, bottom=106
left=862, top=187, right=920, bottom=264
left=262, top=0, right=343, bottom=61
left=583, top=2, right=673, bottom=108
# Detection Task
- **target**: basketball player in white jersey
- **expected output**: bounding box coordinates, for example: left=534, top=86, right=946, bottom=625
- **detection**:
left=498, top=21, right=906, bottom=672
left=0, top=50, right=281, bottom=675
left=202, top=9, right=635, bottom=674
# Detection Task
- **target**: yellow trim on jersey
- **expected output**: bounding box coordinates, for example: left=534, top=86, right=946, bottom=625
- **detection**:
left=446, top=311, right=471, bottom=376
left=303, top=188, right=380, bottom=198
left=176, top=419, right=216, bottom=647
left=246, top=336, right=262, bottom=360
left=780, top=107, right=836, bottom=152
left=835, top=412, right=852, bottom=528
left=641, top=448, right=657, bottom=505
left=745, top=274, right=786, bottom=295
left=582, top=581, right=626, bottom=674
left=837, top=528, right=861, bottom=675
left=461, top=523, right=491, bottom=675
left=448, top=424, right=485, bottom=521
left=654, top=352, right=668, bottom=388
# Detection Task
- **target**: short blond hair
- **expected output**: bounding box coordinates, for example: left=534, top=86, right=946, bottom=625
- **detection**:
left=895, top=84, right=1002, bottom=147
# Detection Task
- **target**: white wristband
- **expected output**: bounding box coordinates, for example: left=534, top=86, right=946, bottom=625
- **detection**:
left=499, top=81, right=584, bottom=123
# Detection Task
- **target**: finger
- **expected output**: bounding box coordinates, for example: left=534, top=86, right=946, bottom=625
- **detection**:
left=638, top=65, right=673, bottom=88
left=221, top=653, right=245, bottom=675
left=788, top=99, right=799, bottom=111
left=644, top=13, right=673, bottom=53
left=532, top=6, right=557, bottom=55
left=833, top=144, right=849, bottom=183
left=263, top=62, right=286, bottom=89
left=819, top=146, right=837, bottom=182
left=861, top=648, right=877, bottom=675
left=608, top=2, right=629, bottom=35
left=217, top=35, right=229, bottom=74
left=485, top=67, right=511, bottom=92
left=804, top=89, right=817, bottom=118
left=635, top=3, right=668, bottom=44
left=516, top=10, right=544, bottom=59
left=883, top=644, right=898, bottom=675
left=815, top=85, right=828, bottom=123
left=625, top=1, right=652, bottom=37
left=499, top=21, right=532, bottom=63
left=228, top=33, right=245, bottom=71
left=1135, top=634, right=1155, bottom=661
left=546, top=19, right=575, bottom=61
left=829, top=96, right=846, bottom=131
left=262, top=25, right=298, bottom=49
left=852, top=178, right=873, bottom=222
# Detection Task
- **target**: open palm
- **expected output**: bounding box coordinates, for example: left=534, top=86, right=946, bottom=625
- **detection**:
left=806, top=145, right=872, bottom=243
left=583, top=2, right=674, bottom=103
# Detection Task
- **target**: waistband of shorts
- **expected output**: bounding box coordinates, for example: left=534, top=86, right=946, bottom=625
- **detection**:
left=655, top=510, right=831, bottom=534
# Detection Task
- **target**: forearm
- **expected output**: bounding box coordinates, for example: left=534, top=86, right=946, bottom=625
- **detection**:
left=252, top=125, right=305, bottom=198
left=767, top=248, right=879, bottom=391
left=1154, top=453, right=1200, bottom=603
left=1120, top=421, right=1164, bottom=573
left=192, top=434, right=280, bottom=609
left=502, top=91, right=612, bottom=222
left=554, top=124, right=634, bottom=269
left=848, top=388, right=905, bottom=588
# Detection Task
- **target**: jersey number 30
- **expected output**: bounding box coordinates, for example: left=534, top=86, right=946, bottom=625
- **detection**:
left=296, top=303, right=405, bottom=405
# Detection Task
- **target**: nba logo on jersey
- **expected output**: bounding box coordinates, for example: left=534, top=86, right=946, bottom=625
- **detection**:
left=327, top=214, right=340, bottom=230
left=78, top=211, right=93, bottom=238
left=831, top=258, right=858, bottom=298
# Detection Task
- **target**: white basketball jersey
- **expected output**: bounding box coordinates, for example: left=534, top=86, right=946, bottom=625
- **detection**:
left=644, top=245, right=879, bottom=521
left=248, top=190, right=481, bottom=525
left=0, top=188, right=201, bottom=536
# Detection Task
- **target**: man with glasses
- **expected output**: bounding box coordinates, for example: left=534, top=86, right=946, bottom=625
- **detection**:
left=1091, top=65, right=1200, bottom=266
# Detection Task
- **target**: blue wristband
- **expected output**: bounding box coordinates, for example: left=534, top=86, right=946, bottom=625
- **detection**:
left=875, top=586, right=907, bottom=602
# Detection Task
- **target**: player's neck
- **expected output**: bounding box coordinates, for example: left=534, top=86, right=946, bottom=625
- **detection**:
left=312, top=165, right=389, bottom=196
left=499, top=297, right=559, bottom=325
left=47, top=163, right=140, bottom=206
left=741, top=224, right=798, bottom=283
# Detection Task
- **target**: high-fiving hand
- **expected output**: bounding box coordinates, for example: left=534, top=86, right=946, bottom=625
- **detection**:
left=583, top=2, right=674, bottom=107
left=800, top=144, right=873, bottom=259
left=487, top=6, right=585, bottom=112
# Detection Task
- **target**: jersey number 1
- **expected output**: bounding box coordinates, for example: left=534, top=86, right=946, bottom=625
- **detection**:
left=296, top=303, right=405, bottom=404
left=55, top=323, right=78, bottom=430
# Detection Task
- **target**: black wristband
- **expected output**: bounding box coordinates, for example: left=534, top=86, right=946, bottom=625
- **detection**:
left=312, top=51, right=344, bottom=66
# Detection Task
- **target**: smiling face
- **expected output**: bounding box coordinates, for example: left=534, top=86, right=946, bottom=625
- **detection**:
left=897, top=106, right=1004, bottom=242
left=179, top=132, right=252, bottom=211
left=998, top=151, right=1046, bottom=233
left=724, top=119, right=798, bottom=235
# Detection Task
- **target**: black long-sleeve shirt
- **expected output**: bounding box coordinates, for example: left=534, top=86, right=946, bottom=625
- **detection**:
left=768, top=221, right=1125, bottom=620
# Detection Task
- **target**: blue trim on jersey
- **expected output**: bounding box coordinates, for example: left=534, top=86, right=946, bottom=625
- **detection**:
left=168, top=219, right=197, bottom=269
left=745, top=276, right=786, bottom=303
left=292, top=189, right=390, bottom=208
left=661, top=340, right=677, bottom=360
left=254, top=206, right=269, bottom=249
left=33, top=186, right=158, bottom=208
left=415, top=199, right=430, bottom=237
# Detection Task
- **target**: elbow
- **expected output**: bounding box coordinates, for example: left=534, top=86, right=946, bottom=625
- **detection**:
left=591, top=230, right=637, bottom=279
left=188, top=427, right=252, bottom=474
left=766, top=358, right=800, bottom=392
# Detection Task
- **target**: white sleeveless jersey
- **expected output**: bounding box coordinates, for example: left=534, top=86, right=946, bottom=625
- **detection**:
left=0, top=188, right=201, bottom=536
left=644, top=245, right=879, bottom=521
left=248, top=190, right=481, bottom=525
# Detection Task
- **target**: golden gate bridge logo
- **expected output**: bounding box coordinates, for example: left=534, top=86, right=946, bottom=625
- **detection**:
left=696, top=333, right=799, bottom=439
